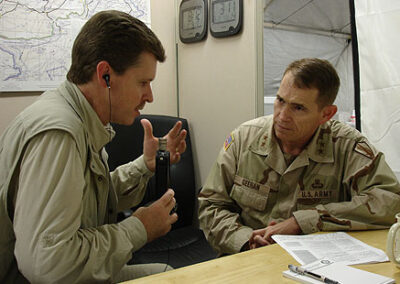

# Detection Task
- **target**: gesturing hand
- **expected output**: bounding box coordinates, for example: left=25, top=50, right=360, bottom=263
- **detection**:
left=141, top=119, right=187, bottom=172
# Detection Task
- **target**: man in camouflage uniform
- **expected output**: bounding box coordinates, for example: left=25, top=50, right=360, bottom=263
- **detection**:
left=198, top=58, right=400, bottom=255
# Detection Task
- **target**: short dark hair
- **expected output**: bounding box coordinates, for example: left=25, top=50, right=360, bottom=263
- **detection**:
left=283, top=58, right=340, bottom=107
left=67, top=10, right=165, bottom=84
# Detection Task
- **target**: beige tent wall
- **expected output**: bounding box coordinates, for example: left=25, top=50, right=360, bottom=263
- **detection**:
left=177, top=0, right=264, bottom=186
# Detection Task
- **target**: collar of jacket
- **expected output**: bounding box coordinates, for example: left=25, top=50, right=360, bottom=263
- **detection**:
left=59, top=80, right=115, bottom=152
left=249, top=117, right=334, bottom=164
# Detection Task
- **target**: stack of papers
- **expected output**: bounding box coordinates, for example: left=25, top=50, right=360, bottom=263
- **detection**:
left=272, top=232, right=388, bottom=265
left=283, top=258, right=395, bottom=284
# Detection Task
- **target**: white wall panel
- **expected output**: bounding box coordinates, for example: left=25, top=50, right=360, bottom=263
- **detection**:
left=177, top=0, right=263, bottom=186
left=355, top=0, right=400, bottom=178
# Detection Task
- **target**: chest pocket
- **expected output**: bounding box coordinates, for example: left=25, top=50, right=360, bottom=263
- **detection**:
left=230, top=184, right=268, bottom=211
left=296, top=174, right=339, bottom=209
left=81, top=148, right=109, bottom=227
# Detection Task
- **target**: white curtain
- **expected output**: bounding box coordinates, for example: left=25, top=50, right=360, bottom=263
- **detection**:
left=355, top=0, right=400, bottom=179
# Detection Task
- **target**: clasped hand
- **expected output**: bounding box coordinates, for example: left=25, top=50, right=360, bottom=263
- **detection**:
left=140, top=118, right=187, bottom=172
left=248, top=217, right=302, bottom=249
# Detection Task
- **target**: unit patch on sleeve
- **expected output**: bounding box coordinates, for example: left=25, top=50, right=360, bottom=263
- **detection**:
left=354, top=141, right=375, bottom=159
left=224, top=133, right=234, bottom=151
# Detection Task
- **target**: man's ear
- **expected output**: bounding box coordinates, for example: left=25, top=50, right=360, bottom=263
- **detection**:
left=96, top=61, right=111, bottom=88
left=320, top=105, right=337, bottom=125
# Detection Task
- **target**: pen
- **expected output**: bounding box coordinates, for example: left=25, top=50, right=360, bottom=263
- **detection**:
left=288, top=264, right=340, bottom=284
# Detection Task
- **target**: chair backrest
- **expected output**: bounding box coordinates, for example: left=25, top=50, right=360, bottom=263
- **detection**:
left=106, top=114, right=195, bottom=229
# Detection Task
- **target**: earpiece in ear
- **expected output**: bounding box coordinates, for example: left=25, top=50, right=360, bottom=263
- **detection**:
left=103, top=74, right=110, bottom=88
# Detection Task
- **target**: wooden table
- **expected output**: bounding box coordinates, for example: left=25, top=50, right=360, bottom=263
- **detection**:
left=122, top=230, right=400, bottom=283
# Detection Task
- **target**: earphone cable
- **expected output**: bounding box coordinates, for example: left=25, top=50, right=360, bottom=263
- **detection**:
left=108, top=86, right=111, bottom=142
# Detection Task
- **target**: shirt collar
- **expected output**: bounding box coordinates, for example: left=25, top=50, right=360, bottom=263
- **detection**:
left=305, top=121, right=334, bottom=163
left=249, top=119, right=277, bottom=156
left=249, top=117, right=334, bottom=164
left=58, top=80, right=115, bottom=152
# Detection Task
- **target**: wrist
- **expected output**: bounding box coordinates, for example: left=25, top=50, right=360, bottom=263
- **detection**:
left=290, top=216, right=304, bottom=234
left=144, top=157, right=155, bottom=172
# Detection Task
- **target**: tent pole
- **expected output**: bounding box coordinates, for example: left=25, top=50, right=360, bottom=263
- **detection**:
left=349, top=0, right=361, bottom=131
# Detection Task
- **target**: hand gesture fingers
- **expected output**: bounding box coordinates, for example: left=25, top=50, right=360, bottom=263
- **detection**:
left=166, top=121, right=183, bottom=139
left=164, top=121, right=187, bottom=164
left=141, top=118, right=154, bottom=142
left=140, top=119, right=187, bottom=171
left=140, top=119, right=158, bottom=172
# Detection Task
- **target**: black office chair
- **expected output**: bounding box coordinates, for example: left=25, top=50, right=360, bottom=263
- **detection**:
left=106, top=114, right=217, bottom=268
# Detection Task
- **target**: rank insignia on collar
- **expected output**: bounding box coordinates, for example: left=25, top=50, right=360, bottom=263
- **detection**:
left=224, top=133, right=234, bottom=151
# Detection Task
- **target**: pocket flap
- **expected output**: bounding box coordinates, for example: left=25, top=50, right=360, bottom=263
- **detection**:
left=230, top=184, right=268, bottom=211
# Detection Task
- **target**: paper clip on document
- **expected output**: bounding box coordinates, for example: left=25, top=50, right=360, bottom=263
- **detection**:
left=288, top=264, right=341, bottom=284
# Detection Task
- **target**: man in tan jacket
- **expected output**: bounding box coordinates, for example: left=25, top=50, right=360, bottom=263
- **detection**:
left=0, top=10, right=186, bottom=283
left=199, top=58, right=400, bottom=255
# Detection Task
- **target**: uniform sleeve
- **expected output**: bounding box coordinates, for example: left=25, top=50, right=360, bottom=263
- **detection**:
left=110, top=155, right=154, bottom=212
left=293, top=140, right=400, bottom=234
left=14, top=130, right=146, bottom=283
left=198, top=131, right=253, bottom=255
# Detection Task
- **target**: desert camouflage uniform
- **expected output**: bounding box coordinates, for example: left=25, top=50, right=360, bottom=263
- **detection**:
left=198, top=115, right=400, bottom=254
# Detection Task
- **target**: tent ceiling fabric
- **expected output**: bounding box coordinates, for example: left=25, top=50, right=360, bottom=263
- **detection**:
left=264, top=0, right=351, bottom=35
left=263, top=0, right=354, bottom=120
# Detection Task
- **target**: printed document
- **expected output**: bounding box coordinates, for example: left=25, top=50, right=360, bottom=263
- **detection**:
left=272, top=232, right=388, bottom=265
